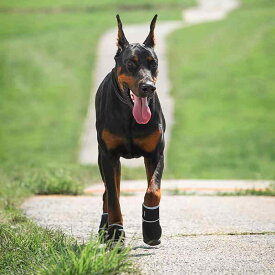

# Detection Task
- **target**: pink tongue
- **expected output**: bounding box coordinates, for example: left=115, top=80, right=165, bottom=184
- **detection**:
left=132, top=94, right=151, bottom=124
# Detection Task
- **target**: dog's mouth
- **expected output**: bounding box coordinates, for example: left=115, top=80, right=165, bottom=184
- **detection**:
left=129, top=90, right=151, bottom=124
left=129, top=90, right=135, bottom=103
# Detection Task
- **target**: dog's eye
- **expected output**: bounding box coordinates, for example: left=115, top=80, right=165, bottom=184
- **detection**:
left=127, top=61, right=136, bottom=70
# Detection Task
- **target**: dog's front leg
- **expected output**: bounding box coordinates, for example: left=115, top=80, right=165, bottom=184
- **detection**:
left=143, top=154, right=164, bottom=245
left=99, top=151, right=125, bottom=244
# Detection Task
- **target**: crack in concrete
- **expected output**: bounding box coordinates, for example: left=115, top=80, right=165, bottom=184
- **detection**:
left=176, top=231, right=275, bottom=238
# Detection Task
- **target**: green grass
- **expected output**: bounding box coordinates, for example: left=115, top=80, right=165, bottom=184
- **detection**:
left=0, top=0, right=194, bottom=9
left=165, top=184, right=275, bottom=196
left=165, top=189, right=195, bottom=196
left=166, top=0, right=275, bottom=179
left=217, top=184, right=275, bottom=196
left=0, top=209, right=135, bottom=274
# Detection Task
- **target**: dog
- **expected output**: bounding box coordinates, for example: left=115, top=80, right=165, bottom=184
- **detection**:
left=95, top=14, right=165, bottom=246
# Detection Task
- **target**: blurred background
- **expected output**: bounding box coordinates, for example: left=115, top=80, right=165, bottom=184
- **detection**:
left=0, top=0, right=274, bottom=202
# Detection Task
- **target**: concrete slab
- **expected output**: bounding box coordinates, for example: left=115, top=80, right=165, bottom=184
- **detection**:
left=22, top=195, right=275, bottom=241
left=21, top=195, right=275, bottom=274
left=22, top=196, right=275, bottom=274
left=133, top=235, right=275, bottom=274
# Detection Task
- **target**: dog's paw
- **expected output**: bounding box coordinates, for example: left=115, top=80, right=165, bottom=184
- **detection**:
left=106, top=224, right=126, bottom=250
left=142, top=204, right=162, bottom=246
left=98, top=213, right=108, bottom=243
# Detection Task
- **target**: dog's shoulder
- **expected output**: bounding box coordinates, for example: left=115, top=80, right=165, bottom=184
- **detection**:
left=96, top=71, right=113, bottom=97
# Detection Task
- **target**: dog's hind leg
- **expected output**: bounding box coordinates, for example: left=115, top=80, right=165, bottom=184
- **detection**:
left=142, top=154, right=164, bottom=245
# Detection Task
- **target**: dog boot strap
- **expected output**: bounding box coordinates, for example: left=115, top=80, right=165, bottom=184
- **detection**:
left=107, top=224, right=125, bottom=242
left=99, top=213, right=108, bottom=230
left=142, top=204, right=162, bottom=246
left=142, top=204, right=159, bottom=223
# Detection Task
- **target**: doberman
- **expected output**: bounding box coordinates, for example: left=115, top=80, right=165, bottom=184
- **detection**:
left=96, top=14, right=165, bottom=246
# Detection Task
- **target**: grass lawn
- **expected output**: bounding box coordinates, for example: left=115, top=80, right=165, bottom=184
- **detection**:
left=0, top=0, right=194, bottom=9
left=166, top=0, right=275, bottom=179
left=0, top=1, right=194, bottom=273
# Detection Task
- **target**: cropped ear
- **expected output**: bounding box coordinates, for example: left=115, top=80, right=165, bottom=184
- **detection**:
left=143, top=14, right=157, bottom=48
left=116, top=14, right=129, bottom=49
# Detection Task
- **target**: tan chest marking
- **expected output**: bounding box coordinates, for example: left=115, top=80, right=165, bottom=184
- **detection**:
left=101, top=129, right=125, bottom=150
left=133, top=129, right=162, bottom=152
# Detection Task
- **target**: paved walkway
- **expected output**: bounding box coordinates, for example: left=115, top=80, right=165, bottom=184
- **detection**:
left=22, top=195, right=275, bottom=273
left=78, top=0, right=239, bottom=167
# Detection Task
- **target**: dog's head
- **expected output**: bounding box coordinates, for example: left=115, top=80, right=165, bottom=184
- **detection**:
left=115, top=15, right=158, bottom=124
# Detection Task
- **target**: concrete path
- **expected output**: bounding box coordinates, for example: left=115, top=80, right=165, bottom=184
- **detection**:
left=22, top=195, right=275, bottom=274
left=78, top=0, right=239, bottom=167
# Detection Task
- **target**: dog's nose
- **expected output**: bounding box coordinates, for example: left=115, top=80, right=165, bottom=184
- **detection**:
left=140, top=83, right=156, bottom=95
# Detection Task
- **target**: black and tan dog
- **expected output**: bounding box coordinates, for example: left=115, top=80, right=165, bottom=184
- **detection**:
left=96, top=14, right=165, bottom=246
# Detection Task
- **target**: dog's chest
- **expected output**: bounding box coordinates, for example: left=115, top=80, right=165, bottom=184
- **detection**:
left=101, top=126, right=162, bottom=157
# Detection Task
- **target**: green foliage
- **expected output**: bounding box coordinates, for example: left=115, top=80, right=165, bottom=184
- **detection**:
left=217, top=184, right=275, bottom=196
left=165, top=185, right=275, bottom=196
left=0, top=165, right=100, bottom=211
left=30, top=167, right=85, bottom=195
left=0, top=209, right=135, bottom=275
left=41, top=238, right=135, bottom=275
left=0, top=0, right=194, bottom=9
left=166, top=189, right=195, bottom=196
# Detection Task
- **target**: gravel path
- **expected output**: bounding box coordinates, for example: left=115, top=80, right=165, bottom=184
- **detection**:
left=22, top=195, right=275, bottom=274
left=78, top=0, right=239, bottom=167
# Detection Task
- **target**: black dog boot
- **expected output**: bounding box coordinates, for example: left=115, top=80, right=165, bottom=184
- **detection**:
left=98, top=213, right=108, bottom=243
left=142, top=204, right=162, bottom=246
left=106, top=224, right=125, bottom=249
